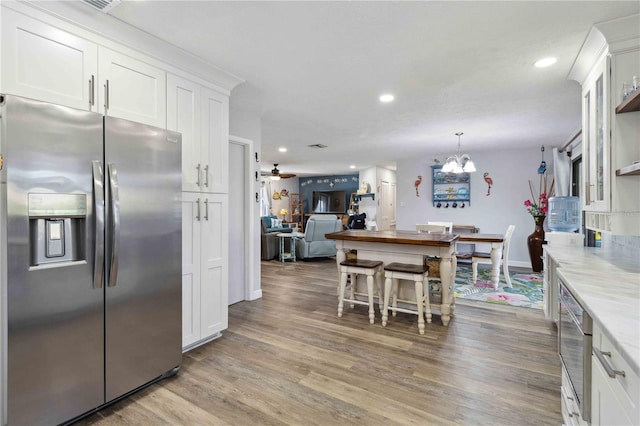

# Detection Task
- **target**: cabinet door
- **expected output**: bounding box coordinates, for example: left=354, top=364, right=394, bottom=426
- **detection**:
left=98, top=47, right=166, bottom=128
left=201, top=88, right=229, bottom=193
left=200, top=194, right=229, bottom=338
left=182, top=193, right=202, bottom=349
left=591, top=355, right=633, bottom=426
left=1, top=8, right=98, bottom=110
left=168, top=75, right=202, bottom=192
left=582, top=55, right=610, bottom=212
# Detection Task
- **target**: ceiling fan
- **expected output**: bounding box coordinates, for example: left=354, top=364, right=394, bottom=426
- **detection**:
left=262, top=164, right=296, bottom=180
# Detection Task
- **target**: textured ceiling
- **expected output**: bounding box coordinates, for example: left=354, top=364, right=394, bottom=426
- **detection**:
left=106, top=1, right=640, bottom=176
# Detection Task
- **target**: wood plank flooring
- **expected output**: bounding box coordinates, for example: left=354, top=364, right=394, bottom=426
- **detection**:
left=78, top=258, right=561, bottom=425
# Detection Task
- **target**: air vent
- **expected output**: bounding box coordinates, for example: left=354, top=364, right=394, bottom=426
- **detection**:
left=83, top=0, right=121, bottom=13
left=308, top=144, right=328, bottom=149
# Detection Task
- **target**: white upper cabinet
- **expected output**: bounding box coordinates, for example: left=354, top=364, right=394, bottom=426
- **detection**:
left=581, top=54, right=610, bottom=213
left=167, top=75, right=202, bottom=192
left=201, top=88, right=230, bottom=194
left=569, top=15, right=640, bottom=235
left=167, top=76, right=229, bottom=194
left=1, top=7, right=98, bottom=111
left=1, top=9, right=167, bottom=128
left=98, top=47, right=166, bottom=128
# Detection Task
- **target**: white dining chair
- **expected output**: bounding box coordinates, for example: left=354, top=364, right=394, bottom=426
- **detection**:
left=471, top=225, right=516, bottom=287
left=427, top=221, right=453, bottom=233
left=416, top=224, right=446, bottom=233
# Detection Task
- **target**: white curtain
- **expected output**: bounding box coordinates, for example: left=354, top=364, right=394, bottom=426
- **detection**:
left=553, top=147, right=571, bottom=196
left=260, top=180, right=272, bottom=216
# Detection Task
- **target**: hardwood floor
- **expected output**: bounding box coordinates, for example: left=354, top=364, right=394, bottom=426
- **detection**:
left=78, top=258, right=561, bottom=425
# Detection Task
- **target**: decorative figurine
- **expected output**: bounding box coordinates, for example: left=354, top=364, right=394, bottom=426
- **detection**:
left=414, top=175, right=422, bottom=197
left=538, top=146, right=547, bottom=174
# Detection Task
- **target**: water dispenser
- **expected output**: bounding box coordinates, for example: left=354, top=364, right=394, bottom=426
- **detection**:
left=548, top=196, right=580, bottom=232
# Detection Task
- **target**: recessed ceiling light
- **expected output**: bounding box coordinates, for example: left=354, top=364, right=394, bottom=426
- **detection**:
left=350, top=165, right=356, bottom=169
left=534, top=57, right=557, bottom=68
left=379, top=94, right=394, bottom=103
left=278, top=147, right=287, bottom=152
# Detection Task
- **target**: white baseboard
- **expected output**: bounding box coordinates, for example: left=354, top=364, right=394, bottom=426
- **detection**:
left=248, top=289, right=262, bottom=301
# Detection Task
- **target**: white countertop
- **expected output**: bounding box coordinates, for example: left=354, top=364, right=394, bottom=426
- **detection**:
left=545, top=245, right=640, bottom=375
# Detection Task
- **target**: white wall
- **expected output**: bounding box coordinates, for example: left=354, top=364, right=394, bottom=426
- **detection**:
left=396, top=146, right=557, bottom=267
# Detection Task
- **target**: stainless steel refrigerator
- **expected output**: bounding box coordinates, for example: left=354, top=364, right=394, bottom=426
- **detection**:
left=0, top=94, right=182, bottom=425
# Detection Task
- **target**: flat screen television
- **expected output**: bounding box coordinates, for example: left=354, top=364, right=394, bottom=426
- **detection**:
left=312, top=190, right=346, bottom=214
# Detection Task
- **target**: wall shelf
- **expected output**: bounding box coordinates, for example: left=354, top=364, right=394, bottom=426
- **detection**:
left=431, top=165, right=471, bottom=207
left=353, top=193, right=375, bottom=202
left=615, top=89, right=640, bottom=113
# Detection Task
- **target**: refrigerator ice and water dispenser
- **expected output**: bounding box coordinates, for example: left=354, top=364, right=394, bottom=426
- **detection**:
left=28, top=193, right=87, bottom=266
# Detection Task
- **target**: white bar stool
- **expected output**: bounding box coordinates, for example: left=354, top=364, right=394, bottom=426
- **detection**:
left=382, top=262, right=430, bottom=334
left=337, top=259, right=383, bottom=324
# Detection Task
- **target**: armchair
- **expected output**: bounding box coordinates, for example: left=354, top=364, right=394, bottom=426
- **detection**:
left=296, top=214, right=342, bottom=260
left=260, top=215, right=292, bottom=261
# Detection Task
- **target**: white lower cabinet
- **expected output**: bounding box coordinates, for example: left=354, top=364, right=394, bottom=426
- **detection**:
left=591, top=324, right=639, bottom=426
left=182, top=192, right=228, bottom=350
left=561, top=368, right=588, bottom=426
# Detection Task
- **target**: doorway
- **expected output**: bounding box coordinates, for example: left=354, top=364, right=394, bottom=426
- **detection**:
left=228, top=136, right=254, bottom=305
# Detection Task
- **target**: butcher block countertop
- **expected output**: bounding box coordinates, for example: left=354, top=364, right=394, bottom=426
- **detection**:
left=545, top=245, right=640, bottom=375
left=325, top=230, right=459, bottom=246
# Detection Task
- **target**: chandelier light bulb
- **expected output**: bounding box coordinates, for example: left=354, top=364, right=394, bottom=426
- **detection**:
left=443, top=132, right=475, bottom=174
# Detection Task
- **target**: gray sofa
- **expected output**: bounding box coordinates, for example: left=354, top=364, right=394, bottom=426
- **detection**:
left=261, top=215, right=292, bottom=260
left=296, top=214, right=342, bottom=260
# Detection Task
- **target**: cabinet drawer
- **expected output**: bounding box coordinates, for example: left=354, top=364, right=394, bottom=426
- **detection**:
left=593, top=326, right=639, bottom=423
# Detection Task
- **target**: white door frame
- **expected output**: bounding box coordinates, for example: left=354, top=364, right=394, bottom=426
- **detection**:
left=229, top=135, right=257, bottom=301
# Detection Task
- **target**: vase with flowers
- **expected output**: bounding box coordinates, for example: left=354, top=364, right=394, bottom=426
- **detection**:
left=524, top=176, right=554, bottom=272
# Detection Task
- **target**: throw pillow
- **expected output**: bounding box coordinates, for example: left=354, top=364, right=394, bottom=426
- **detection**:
left=271, top=218, right=282, bottom=228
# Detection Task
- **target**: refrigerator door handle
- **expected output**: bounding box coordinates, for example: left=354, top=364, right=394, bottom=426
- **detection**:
left=196, top=163, right=201, bottom=187
left=92, top=161, right=105, bottom=289
left=204, top=164, right=209, bottom=188
left=204, top=198, right=209, bottom=221
left=108, top=162, right=120, bottom=287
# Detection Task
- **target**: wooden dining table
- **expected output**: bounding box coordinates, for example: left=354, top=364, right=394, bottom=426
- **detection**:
left=456, top=233, right=505, bottom=289
left=326, top=230, right=459, bottom=326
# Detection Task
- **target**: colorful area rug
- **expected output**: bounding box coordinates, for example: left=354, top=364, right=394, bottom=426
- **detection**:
left=452, top=264, right=543, bottom=309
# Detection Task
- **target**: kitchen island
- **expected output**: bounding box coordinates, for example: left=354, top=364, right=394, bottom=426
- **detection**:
left=544, top=245, right=640, bottom=425
left=326, top=230, right=459, bottom=326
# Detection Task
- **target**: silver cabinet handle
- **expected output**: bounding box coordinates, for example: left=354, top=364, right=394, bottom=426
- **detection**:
left=89, top=75, right=95, bottom=108
left=204, top=165, right=209, bottom=188
left=196, top=163, right=201, bottom=187
left=196, top=198, right=201, bottom=221
left=104, top=79, right=110, bottom=111
left=108, top=163, right=120, bottom=287
left=92, top=161, right=104, bottom=289
left=594, top=347, right=626, bottom=378
left=204, top=198, right=209, bottom=221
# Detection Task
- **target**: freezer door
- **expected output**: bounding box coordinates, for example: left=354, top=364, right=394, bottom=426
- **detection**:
left=3, top=95, right=104, bottom=425
left=104, top=116, right=182, bottom=401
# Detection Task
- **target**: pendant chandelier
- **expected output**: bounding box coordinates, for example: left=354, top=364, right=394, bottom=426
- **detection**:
left=442, top=132, right=476, bottom=173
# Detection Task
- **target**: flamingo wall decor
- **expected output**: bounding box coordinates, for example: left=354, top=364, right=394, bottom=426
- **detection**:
left=415, top=175, right=422, bottom=197
left=484, top=172, right=493, bottom=196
